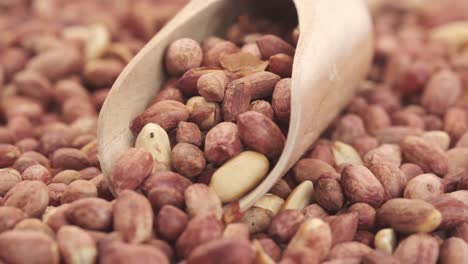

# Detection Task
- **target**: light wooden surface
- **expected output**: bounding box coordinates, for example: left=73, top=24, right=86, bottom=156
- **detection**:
left=98, top=0, right=373, bottom=211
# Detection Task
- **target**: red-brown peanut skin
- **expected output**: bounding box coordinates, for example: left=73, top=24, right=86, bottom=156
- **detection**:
left=176, top=214, right=223, bottom=259
left=268, top=210, right=305, bottom=243
left=256, top=35, right=295, bottom=59
left=204, top=122, right=243, bottom=165
left=237, top=111, right=285, bottom=159
left=113, top=190, right=153, bottom=243
left=110, top=148, right=153, bottom=194
left=4, top=180, right=49, bottom=217
left=394, top=233, right=439, bottom=264
left=57, top=225, right=97, bottom=264
left=326, top=212, right=359, bottom=246
left=66, top=198, right=113, bottom=231
left=0, top=206, right=27, bottom=233
left=0, top=230, right=60, bottom=264
left=187, top=239, right=255, bottom=264
left=100, top=242, right=169, bottom=264
left=130, top=100, right=190, bottom=133
left=341, top=165, right=385, bottom=208
left=156, top=205, right=188, bottom=241
left=0, top=144, right=21, bottom=167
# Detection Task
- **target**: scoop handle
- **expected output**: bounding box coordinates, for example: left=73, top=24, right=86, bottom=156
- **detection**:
left=238, top=0, right=373, bottom=210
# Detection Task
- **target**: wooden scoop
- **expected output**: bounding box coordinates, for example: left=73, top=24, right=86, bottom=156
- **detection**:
left=98, top=0, right=373, bottom=211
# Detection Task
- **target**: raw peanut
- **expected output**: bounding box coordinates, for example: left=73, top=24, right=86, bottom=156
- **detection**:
left=114, top=190, right=153, bottom=243
left=61, top=98, right=96, bottom=123
left=287, top=218, right=332, bottom=261
left=203, top=41, right=239, bottom=67
left=447, top=147, right=468, bottom=173
left=53, top=79, right=89, bottom=102
left=176, top=121, right=202, bottom=146
left=257, top=238, right=281, bottom=261
left=394, top=233, right=439, bottom=264
left=374, top=126, right=423, bottom=144
left=0, top=144, right=20, bottom=167
left=363, top=105, right=391, bottom=134
left=14, top=218, right=54, bottom=238
left=401, top=135, right=448, bottom=176
left=369, top=163, right=407, bottom=200
left=222, top=80, right=252, bottom=122
left=186, top=96, right=221, bottom=130
left=421, top=130, right=450, bottom=150
left=314, top=174, right=344, bottom=213
left=254, top=194, right=285, bottom=215
left=14, top=70, right=53, bottom=103
left=165, top=38, right=203, bottom=76
left=404, top=173, right=444, bottom=201
left=270, top=179, right=292, bottom=199
left=322, top=258, right=361, bottom=264
left=439, top=237, right=468, bottom=264
left=197, top=71, right=229, bottom=102
left=66, top=198, right=112, bottom=231
left=392, top=110, right=425, bottom=129
left=363, top=144, right=402, bottom=168
left=453, top=222, right=468, bottom=243
left=429, top=195, right=468, bottom=230
left=151, top=86, right=185, bottom=104
left=171, top=143, right=206, bottom=177
left=332, top=114, right=366, bottom=144
left=327, top=212, right=359, bottom=246
left=271, top=78, right=291, bottom=124
left=457, top=131, right=468, bottom=148
left=422, top=69, right=461, bottom=115
left=185, top=184, right=223, bottom=220
left=61, top=180, right=97, bottom=204
left=347, top=203, right=376, bottom=230
left=293, top=158, right=337, bottom=183
left=400, top=163, right=424, bottom=181
left=110, top=148, right=153, bottom=194
left=268, top=209, right=304, bottom=243
left=39, top=126, right=74, bottom=156
left=57, top=225, right=97, bottom=264
left=131, top=100, right=189, bottom=133
left=142, top=171, right=191, bottom=194
left=21, top=164, right=51, bottom=183
left=79, top=167, right=100, bottom=180
left=52, top=170, right=81, bottom=185
left=3, top=96, right=44, bottom=121
left=341, top=164, right=385, bottom=208
left=444, top=170, right=468, bottom=192
left=0, top=206, right=27, bottom=233
left=51, top=148, right=90, bottom=170
left=327, top=242, right=373, bottom=261
left=241, top=43, right=262, bottom=59
left=210, top=151, right=269, bottom=202
left=44, top=205, right=71, bottom=232
left=280, top=246, right=320, bottom=264
left=256, top=34, right=295, bottom=59
left=48, top=183, right=67, bottom=206
left=249, top=100, right=274, bottom=120
left=332, top=141, right=363, bottom=166
left=444, top=107, right=468, bottom=141
left=13, top=151, right=50, bottom=173
left=177, top=68, right=218, bottom=96
left=176, top=214, right=222, bottom=258
left=223, top=223, right=250, bottom=241
left=233, top=71, right=280, bottom=100
left=101, top=242, right=169, bottom=264
left=0, top=168, right=21, bottom=196
left=448, top=190, right=468, bottom=205
left=202, top=37, right=224, bottom=52
left=135, top=123, right=172, bottom=172
left=424, top=115, right=443, bottom=131
left=1, top=47, right=28, bottom=78
left=238, top=111, right=285, bottom=159
left=27, top=47, right=82, bottom=81
left=253, top=240, right=276, bottom=264
left=187, top=239, right=255, bottom=264
left=145, top=239, right=174, bottom=260
left=4, top=180, right=49, bottom=217
left=362, top=250, right=400, bottom=264
left=282, top=181, right=314, bottom=211
left=308, top=140, right=335, bottom=166
left=242, top=206, right=274, bottom=234
left=0, top=128, right=14, bottom=144
left=302, top=204, right=329, bottom=220
left=377, top=198, right=442, bottom=233
left=269, top=53, right=293, bottom=77
left=0, top=230, right=59, bottom=264
left=156, top=205, right=188, bottom=241
left=374, top=228, right=396, bottom=254
left=354, top=231, right=374, bottom=247
left=204, top=122, right=243, bottom=165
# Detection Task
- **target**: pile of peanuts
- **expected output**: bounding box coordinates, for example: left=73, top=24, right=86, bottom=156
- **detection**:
left=2, top=0, right=468, bottom=263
